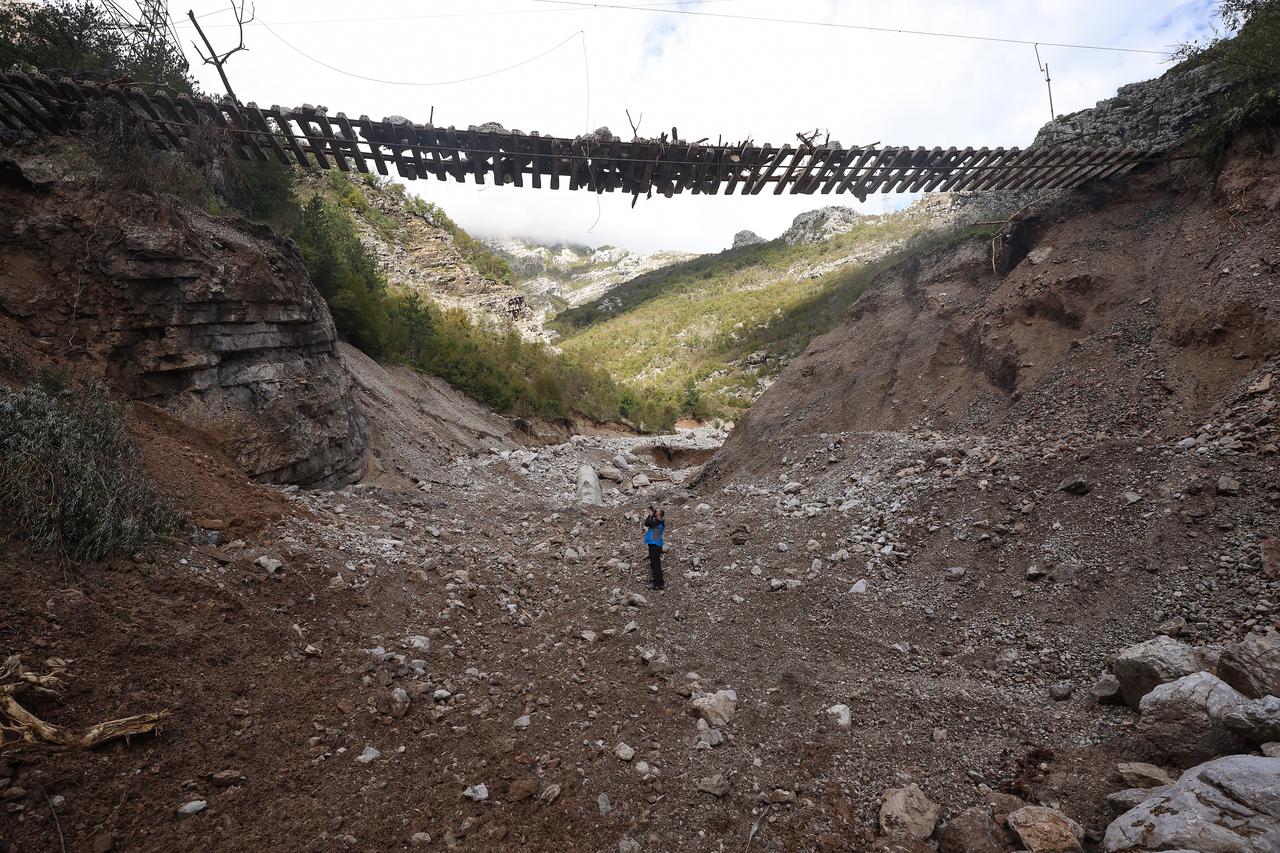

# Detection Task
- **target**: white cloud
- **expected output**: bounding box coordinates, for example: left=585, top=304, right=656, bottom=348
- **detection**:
left=177, top=0, right=1215, bottom=253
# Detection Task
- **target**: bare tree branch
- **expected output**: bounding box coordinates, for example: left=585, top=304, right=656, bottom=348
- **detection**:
left=187, top=1, right=254, bottom=101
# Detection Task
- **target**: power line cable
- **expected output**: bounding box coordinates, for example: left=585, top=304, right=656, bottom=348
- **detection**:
left=255, top=18, right=586, bottom=86
left=173, top=0, right=741, bottom=29
left=530, top=0, right=1175, bottom=56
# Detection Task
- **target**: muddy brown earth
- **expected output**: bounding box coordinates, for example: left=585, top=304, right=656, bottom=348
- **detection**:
left=3, top=383, right=1277, bottom=852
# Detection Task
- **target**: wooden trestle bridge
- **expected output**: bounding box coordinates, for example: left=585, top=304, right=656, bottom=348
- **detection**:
left=0, top=71, right=1161, bottom=200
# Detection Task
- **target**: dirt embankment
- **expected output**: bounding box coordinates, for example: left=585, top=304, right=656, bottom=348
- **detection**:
left=0, top=154, right=366, bottom=488
left=707, top=136, right=1280, bottom=482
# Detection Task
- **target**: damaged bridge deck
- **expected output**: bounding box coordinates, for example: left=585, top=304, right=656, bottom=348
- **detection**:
left=0, top=71, right=1161, bottom=200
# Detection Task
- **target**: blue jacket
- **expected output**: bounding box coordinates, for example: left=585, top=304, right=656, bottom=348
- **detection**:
left=644, top=518, right=665, bottom=547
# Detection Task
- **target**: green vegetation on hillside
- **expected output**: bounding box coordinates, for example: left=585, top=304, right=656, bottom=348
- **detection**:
left=1178, top=0, right=1280, bottom=160
left=0, top=377, right=180, bottom=561
left=551, top=218, right=994, bottom=420
left=0, top=0, right=192, bottom=92
left=2, top=1, right=675, bottom=430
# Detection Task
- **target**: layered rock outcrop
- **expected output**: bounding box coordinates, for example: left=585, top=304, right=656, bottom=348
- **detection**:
left=0, top=157, right=366, bottom=487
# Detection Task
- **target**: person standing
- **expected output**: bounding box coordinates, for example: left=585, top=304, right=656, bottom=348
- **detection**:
left=643, top=506, right=666, bottom=590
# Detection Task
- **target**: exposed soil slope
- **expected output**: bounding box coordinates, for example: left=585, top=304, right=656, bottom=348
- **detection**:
left=708, top=137, right=1280, bottom=481
left=0, top=151, right=367, bottom=487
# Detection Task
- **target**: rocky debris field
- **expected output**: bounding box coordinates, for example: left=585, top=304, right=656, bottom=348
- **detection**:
left=3, top=379, right=1278, bottom=852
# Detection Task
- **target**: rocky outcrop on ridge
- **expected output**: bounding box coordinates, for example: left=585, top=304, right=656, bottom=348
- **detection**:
left=0, top=157, right=366, bottom=487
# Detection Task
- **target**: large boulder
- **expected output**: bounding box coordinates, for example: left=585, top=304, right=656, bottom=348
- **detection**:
left=878, top=784, right=939, bottom=841
left=1137, top=672, right=1249, bottom=766
left=1224, top=695, right=1280, bottom=744
left=731, top=229, right=765, bottom=249
left=1005, top=806, right=1084, bottom=853
left=576, top=464, right=603, bottom=505
left=1218, top=630, right=1280, bottom=699
left=1112, top=636, right=1204, bottom=706
left=1103, top=755, right=1280, bottom=852
left=938, top=805, right=1003, bottom=853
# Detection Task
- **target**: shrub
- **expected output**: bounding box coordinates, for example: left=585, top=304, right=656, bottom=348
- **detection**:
left=0, top=380, right=180, bottom=561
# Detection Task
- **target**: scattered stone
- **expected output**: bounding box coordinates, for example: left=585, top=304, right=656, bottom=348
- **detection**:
left=938, top=805, right=1003, bottom=853
left=1117, top=762, right=1176, bottom=788
left=943, top=566, right=967, bottom=581
left=410, top=832, right=432, bottom=846
left=697, top=773, right=731, bottom=797
left=826, top=703, right=852, bottom=728
left=355, top=746, right=381, bottom=764
left=514, top=715, right=531, bottom=730
left=850, top=579, right=869, bottom=594
left=576, top=464, right=603, bottom=505
left=614, top=742, right=636, bottom=761
left=1218, top=630, right=1280, bottom=699
left=1091, top=673, right=1124, bottom=705
left=1216, top=475, right=1241, bottom=496
left=210, top=770, right=246, bottom=787
left=1005, top=805, right=1084, bottom=852
left=691, top=689, right=738, bottom=726
left=597, top=793, right=612, bottom=815
left=1058, top=475, right=1090, bottom=495
left=463, top=784, right=489, bottom=802
left=1049, top=682, right=1074, bottom=701
left=1105, top=787, right=1167, bottom=816
left=176, top=800, right=207, bottom=818
left=879, top=784, right=939, bottom=840
left=507, top=779, right=539, bottom=801
left=1103, top=755, right=1280, bottom=852
left=1112, top=636, right=1204, bottom=706
left=254, top=555, right=283, bottom=574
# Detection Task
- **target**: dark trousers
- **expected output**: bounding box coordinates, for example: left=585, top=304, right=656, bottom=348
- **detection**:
left=648, top=544, right=664, bottom=588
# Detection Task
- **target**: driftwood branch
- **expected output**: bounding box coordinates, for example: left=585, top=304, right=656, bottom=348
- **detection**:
left=0, top=655, right=165, bottom=750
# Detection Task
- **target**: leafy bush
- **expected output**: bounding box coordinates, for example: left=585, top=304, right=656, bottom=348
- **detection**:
left=1178, top=0, right=1280, bottom=161
left=0, top=0, right=192, bottom=91
left=0, top=380, right=180, bottom=561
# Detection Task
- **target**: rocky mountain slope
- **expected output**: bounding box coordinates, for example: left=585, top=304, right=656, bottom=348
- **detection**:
left=707, top=135, right=1280, bottom=479
left=310, top=175, right=543, bottom=339
left=549, top=191, right=1030, bottom=417
left=484, top=235, right=696, bottom=326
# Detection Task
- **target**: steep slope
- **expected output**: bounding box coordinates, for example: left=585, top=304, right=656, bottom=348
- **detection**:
left=707, top=135, right=1280, bottom=480
left=485, top=236, right=696, bottom=325
left=0, top=153, right=367, bottom=487
left=302, top=174, right=542, bottom=338
left=549, top=193, right=1025, bottom=416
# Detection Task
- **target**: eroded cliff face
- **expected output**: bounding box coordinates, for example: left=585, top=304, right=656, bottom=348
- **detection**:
left=0, top=158, right=366, bottom=487
left=706, top=136, right=1280, bottom=481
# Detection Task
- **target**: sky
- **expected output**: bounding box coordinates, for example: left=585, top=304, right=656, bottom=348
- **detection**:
left=171, top=0, right=1218, bottom=253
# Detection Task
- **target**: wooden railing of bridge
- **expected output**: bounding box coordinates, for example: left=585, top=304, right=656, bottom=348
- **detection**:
left=0, top=71, right=1161, bottom=200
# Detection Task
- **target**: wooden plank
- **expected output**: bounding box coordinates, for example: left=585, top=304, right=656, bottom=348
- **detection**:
left=904, top=147, right=944, bottom=193
left=4, top=75, right=62, bottom=133
left=917, top=147, right=965, bottom=192
left=265, top=108, right=313, bottom=169
left=530, top=134, right=543, bottom=189
left=876, top=147, right=922, bottom=194
left=352, top=116, right=389, bottom=175
left=287, top=110, right=332, bottom=169
left=724, top=143, right=755, bottom=195
left=312, top=113, right=349, bottom=171
left=776, top=145, right=810, bottom=195
left=847, top=147, right=900, bottom=200
left=952, top=147, right=1014, bottom=191
left=936, top=147, right=997, bottom=192
left=549, top=138, right=561, bottom=190
left=639, top=140, right=659, bottom=196
left=334, top=114, right=370, bottom=174
left=222, top=99, right=271, bottom=162
left=750, top=144, right=790, bottom=195
left=832, top=147, right=879, bottom=195
left=247, top=105, right=292, bottom=165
